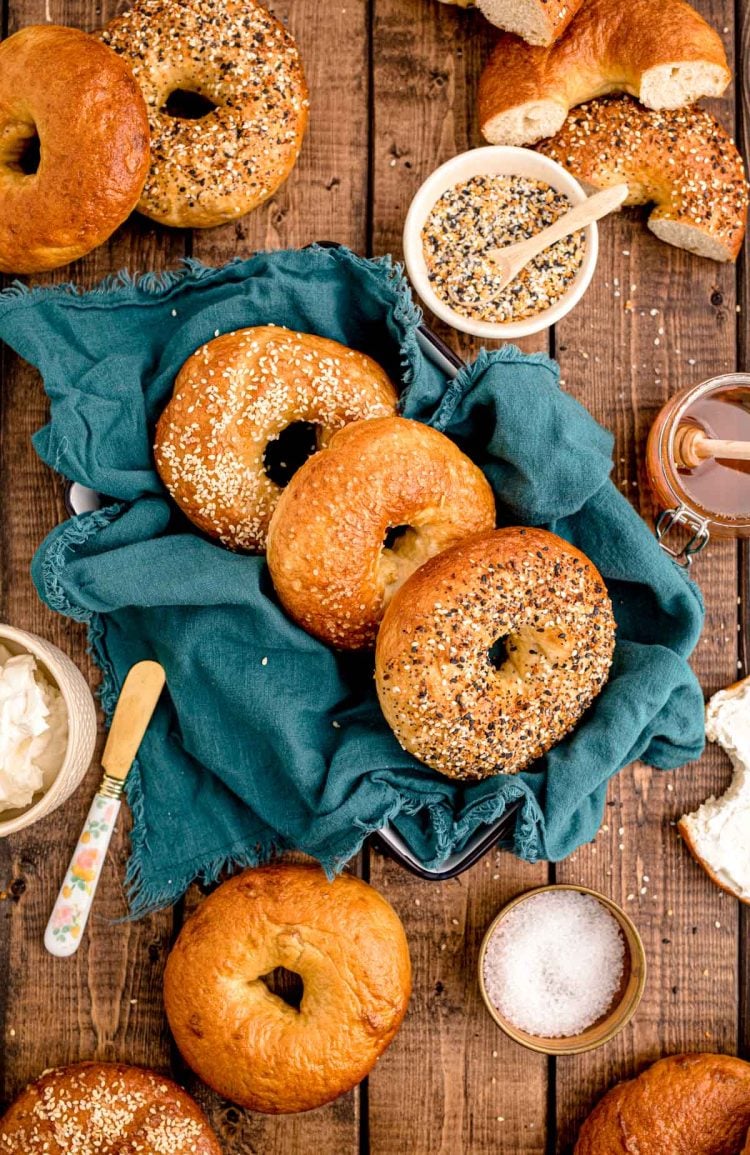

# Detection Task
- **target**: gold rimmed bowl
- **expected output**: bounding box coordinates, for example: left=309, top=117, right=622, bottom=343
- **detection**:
left=477, top=883, right=647, bottom=1056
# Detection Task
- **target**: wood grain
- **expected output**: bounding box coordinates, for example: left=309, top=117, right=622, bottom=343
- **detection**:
left=368, top=3, right=549, bottom=1152
left=553, top=3, right=741, bottom=1150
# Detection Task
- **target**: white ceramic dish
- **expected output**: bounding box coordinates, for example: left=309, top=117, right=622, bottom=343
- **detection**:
left=0, top=625, right=97, bottom=837
left=403, top=146, right=600, bottom=340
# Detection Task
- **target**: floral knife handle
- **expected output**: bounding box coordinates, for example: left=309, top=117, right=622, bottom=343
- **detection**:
left=44, top=661, right=166, bottom=958
left=45, top=792, right=121, bottom=957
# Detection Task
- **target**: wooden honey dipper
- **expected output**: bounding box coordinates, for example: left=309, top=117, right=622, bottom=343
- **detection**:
left=674, top=424, right=750, bottom=470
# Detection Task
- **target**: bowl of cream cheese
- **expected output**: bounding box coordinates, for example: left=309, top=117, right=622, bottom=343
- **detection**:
left=0, top=625, right=97, bottom=836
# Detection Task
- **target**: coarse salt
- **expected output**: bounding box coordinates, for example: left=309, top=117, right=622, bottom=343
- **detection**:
left=482, top=892, right=625, bottom=1038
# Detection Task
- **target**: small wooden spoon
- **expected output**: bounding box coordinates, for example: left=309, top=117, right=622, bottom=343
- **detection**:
left=674, top=425, right=750, bottom=470
left=462, top=183, right=629, bottom=301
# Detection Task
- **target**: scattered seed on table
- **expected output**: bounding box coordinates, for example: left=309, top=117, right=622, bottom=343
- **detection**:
left=421, top=175, right=585, bottom=324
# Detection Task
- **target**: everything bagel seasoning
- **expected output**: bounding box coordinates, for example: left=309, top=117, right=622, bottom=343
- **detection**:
left=421, top=174, right=585, bottom=324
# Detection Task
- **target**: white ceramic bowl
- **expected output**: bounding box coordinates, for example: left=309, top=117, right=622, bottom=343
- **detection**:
left=403, top=146, right=599, bottom=340
left=0, top=625, right=97, bottom=837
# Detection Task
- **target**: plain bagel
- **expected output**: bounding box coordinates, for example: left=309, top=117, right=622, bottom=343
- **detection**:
left=538, top=97, right=749, bottom=262
left=164, top=865, right=411, bottom=1114
left=438, top=0, right=583, bottom=46
left=155, top=327, right=397, bottom=551
left=575, top=1053, right=750, bottom=1154
left=0, top=26, right=150, bottom=273
left=101, top=0, right=308, bottom=228
left=375, top=527, right=616, bottom=779
left=0, top=1062, right=222, bottom=1154
left=479, top=0, right=730, bottom=147
left=266, top=416, right=496, bottom=649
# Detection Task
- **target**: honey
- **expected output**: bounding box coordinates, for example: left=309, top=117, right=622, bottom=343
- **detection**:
left=647, top=374, right=750, bottom=562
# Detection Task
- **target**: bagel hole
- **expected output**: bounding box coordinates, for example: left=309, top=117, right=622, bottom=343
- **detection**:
left=260, top=967, right=304, bottom=1011
left=15, top=131, right=41, bottom=175
left=488, top=636, right=510, bottom=670
left=264, top=421, right=320, bottom=487
left=163, top=89, right=218, bottom=120
left=383, top=524, right=412, bottom=551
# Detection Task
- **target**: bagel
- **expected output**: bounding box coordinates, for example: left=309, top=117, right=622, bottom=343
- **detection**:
left=155, top=327, right=398, bottom=552
left=266, top=416, right=497, bottom=649
left=0, top=1062, right=222, bottom=1154
left=375, top=527, right=616, bottom=780
left=575, top=1053, right=750, bottom=1154
left=438, top=0, right=583, bottom=46
left=164, top=864, right=411, bottom=1114
left=0, top=26, right=150, bottom=274
left=101, top=0, right=308, bottom=228
left=538, top=97, right=748, bottom=262
left=479, top=0, right=730, bottom=147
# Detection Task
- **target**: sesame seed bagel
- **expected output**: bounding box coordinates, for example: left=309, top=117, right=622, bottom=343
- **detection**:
left=0, top=26, right=150, bottom=274
left=0, top=1062, right=222, bottom=1154
left=155, top=327, right=397, bottom=552
left=100, top=0, right=308, bottom=228
left=538, top=97, right=749, bottom=262
left=164, top=865, right=411, bottom=1114
left=266, top=416, right=497, bottom=649
left=375, top=527, right=616, bottom=780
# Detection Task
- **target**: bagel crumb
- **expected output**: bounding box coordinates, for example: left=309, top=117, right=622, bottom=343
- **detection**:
left=421, top=174, right=585, bottom=323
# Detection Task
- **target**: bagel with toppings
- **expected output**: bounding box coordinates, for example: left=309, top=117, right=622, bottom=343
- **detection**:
left=155, top=327, right=397, bottom=552
left=101, top=0, right=308, bottom=228
left=375, top=527, right=616, bottom=780
left=164, top=865, right=411, bottom=1114
left=538, top=97, right=748, bottom=262
left=0, top=25, right=150, bottom=273
left=479, top=0, right=730, bottom=147
left=266, top=416, right=497, bottom=649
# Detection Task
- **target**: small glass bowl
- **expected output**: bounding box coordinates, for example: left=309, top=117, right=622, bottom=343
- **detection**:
left=477, top=884, right=647, bottom=1056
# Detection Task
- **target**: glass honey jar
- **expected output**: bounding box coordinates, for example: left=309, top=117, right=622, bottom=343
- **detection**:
left=646, top=373, right=750, bottom=566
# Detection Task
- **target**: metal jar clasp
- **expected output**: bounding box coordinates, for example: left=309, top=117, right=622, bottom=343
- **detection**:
left=656, top=506, right=711, bottom=567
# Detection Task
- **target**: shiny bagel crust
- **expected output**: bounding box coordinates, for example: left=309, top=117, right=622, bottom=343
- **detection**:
left=266, top=416, right=497, bottom=649
left=0, top=26, right=150, bottom=273
left=164, top=865, right=412, bottom=1114
left=0, top=1062, right=222, bottom=1154
left=155, top=327, right=397, bottom=551
left=575, top=1054, right=750, bottom=1154
left=100, top=0, right=308, bottom=228
left=375, top=527, right=616, bottom=779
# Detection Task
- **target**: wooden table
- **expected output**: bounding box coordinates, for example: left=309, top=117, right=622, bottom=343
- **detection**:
left=0, top=0, right=748, bottom=1151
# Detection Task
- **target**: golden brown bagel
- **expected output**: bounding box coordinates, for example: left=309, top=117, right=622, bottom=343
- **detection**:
left=575, top=1053, right=750, bottom=1154
left=479, top=0, right=730, bottom=146
left=375, top=527, right=615, bottom=779
left=101, top=0, right=308, bottom=228
left=538, top=98, right=748, bottom=262
left=164, top=865, right=411, bottom=1114
left=266, top=416, right=496, bottom=649
left=0, top=26, right=150, bottom=274
left=155, top=327, right=397, bottom=552
left=439, top=0, right=582, bottom=45
left=0, top=1062, right=222, bottom=1154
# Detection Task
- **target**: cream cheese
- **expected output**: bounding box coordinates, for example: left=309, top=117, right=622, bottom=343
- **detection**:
left=0, top=644, right=68, bottom=814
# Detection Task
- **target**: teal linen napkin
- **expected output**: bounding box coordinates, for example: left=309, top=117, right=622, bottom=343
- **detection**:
left=0, top=247, right=705, bottom=913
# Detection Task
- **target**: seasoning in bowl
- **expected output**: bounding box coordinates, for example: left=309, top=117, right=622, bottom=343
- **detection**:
left=421, top=174, right=585, bottom=324
left=482, top=890, right=625, bottom=1037
left=0, top=644, right=68, bottom=814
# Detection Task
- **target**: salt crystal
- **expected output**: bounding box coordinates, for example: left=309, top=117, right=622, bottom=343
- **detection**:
left=483, top=892, right=625, bottom=1038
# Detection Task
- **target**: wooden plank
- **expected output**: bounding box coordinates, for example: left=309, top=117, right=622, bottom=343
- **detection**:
left=369, top=2, right=550, bottom=1152
left=181, top=2, right=370, bottom=1152
left=553, top=3, right=740, bottom=1149
left=0, top=0, right=184, bottom=1111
